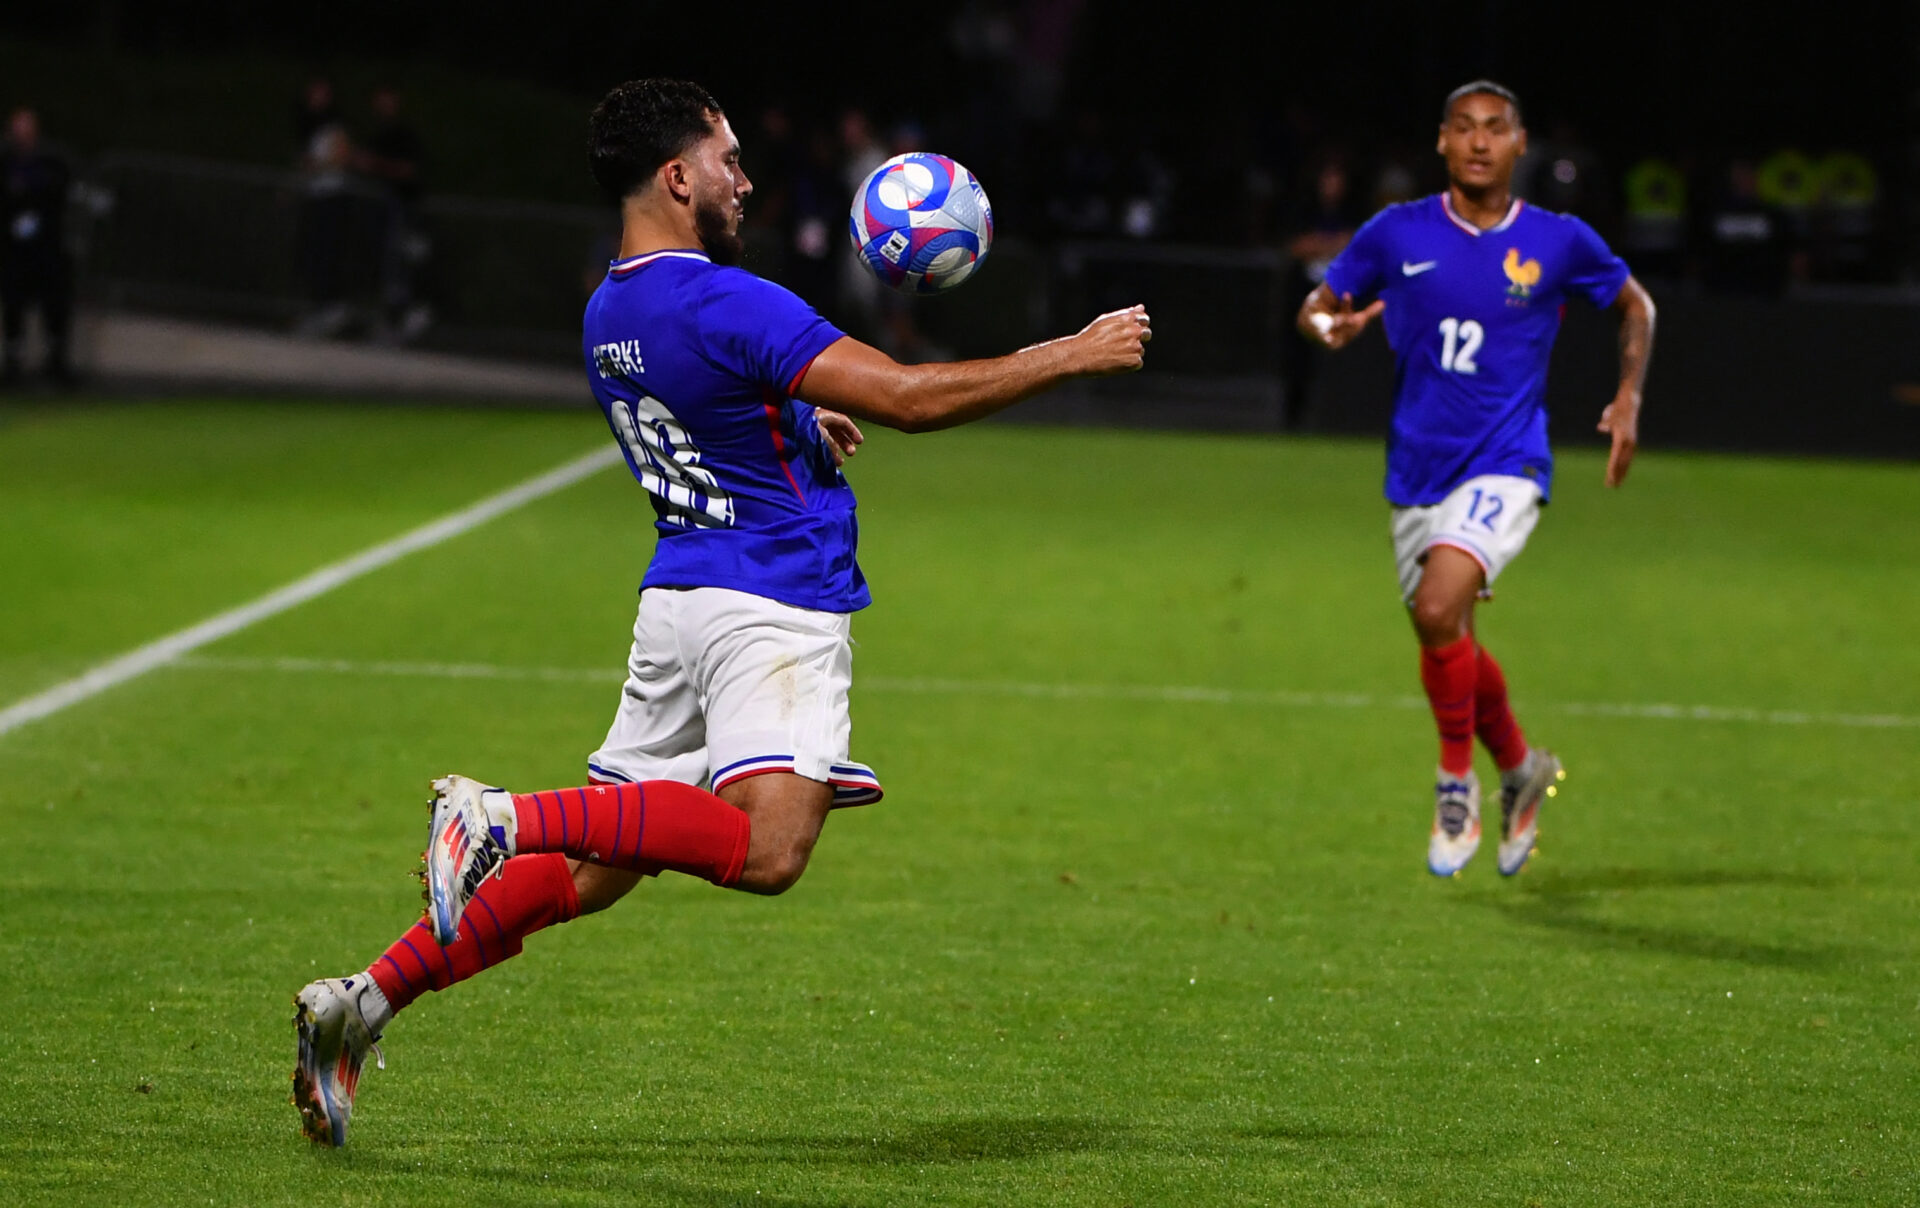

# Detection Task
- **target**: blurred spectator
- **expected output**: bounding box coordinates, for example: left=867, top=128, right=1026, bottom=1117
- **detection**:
left=1519, top=120, right=1606, bottom=224
left=1620, top=155, right=1688, bottom=281
left=0, top=107, right=76, bottom=387
left=1282, top=157, right=1364, bottom=428
left=1048, top=108, right=1117, bottom=238
left=356, top=86, right=432, bottom=343
left=1286, top=158, right=1364, bottom=286
left=836, top=108, right=890, bottom=344
left=1012, top=0, right=1086, bottom=130
left=1700, top=159, right=1794, bottom=296
left=741, top=104, right=796, bottom=279
left=947, top=0, right=1025, bottom=198
left=784, top=124, right=845, bottom=319
left=1372, top=142, right=1421, bottom=210
left=1117, top=135, right=1174, bottom=240
left=293, top=76, right=340, bottom=150
left=294, top=77, right=356, bottom=337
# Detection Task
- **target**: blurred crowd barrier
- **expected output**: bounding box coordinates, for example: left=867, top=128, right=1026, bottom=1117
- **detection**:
left=84, top=151, right=612, bottom=360
left=65, top=151, right=1920, bottom=456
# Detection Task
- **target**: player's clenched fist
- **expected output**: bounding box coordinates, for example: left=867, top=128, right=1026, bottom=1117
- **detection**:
left=1073, top=305, right=1152, bottom=375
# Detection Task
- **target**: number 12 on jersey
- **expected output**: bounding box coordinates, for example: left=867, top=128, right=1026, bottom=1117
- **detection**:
left=1438, top=317, right=1483, bottom=374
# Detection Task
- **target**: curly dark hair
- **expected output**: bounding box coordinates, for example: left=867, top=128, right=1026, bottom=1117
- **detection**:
left=588, top=78, right=725, bottom=204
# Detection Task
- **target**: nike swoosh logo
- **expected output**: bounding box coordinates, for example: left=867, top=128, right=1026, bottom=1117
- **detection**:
left=1402, top=260, right=1438, bottom=276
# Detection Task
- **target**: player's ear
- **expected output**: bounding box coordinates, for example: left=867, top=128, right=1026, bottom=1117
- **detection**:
left=661, top=157, right=692, bottom=202
left=1435, top=127, right=1447, bottom=156
left=1513, top=126, right=1528, bottom=157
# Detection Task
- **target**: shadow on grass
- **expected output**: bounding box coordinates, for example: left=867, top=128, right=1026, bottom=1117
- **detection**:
left=340, top=1116, right=1137, bottom=1207
left=1463, top=865, right=1851, bottom=970
left=633, top=1114, right=1131, bottom=1165
left=342, top=1114, right=1347, bottom=1203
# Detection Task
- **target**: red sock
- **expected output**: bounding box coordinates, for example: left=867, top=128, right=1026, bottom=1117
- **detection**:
left=369, top=852, right=579, bottom=1014
left=1474, top=643, right=1530, bottom=771
left=510, top=780, right=749, bottom=886
left=1419, top=636, right=1479, bottom=776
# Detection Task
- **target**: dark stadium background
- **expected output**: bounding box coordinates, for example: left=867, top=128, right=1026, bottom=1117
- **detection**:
left=6, top=7, right=1920, bottom=1203
left=1, top=1, right=1916, bottom=453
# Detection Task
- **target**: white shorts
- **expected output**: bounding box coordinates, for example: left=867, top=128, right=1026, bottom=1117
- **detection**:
left=587, top=586, right=883, bottom=807
left=1391, top=474, right=1543, bottom=603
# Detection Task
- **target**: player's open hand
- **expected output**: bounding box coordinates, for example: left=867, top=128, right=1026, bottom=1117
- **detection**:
left=1073, top=305, right=1152, bottom=376
left=815, top=408, right=864, bottom=466
left=1309, top=292, right=1385, bottom=350
left=1597, top=391, right=1639, bottom=487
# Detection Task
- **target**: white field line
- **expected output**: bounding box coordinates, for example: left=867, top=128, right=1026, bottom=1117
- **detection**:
left=0, top=446, right=624, bottom=739
left=169, top=655, right=1920, bottom=731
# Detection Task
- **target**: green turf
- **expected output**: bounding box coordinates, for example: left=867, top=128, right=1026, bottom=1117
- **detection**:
left=2, top=399, right=1916, bottom=1206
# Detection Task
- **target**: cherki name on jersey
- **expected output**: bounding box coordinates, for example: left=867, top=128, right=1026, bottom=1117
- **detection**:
left=592, top=339, right=646, bottom=379
left=1323, top=193, right=1630, bottom=507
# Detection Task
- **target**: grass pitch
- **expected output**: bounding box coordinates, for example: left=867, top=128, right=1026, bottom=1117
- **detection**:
left=1, top=399, right=1916, bottom=1206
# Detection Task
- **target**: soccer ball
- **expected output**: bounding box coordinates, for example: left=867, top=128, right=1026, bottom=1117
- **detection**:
left=849, top=153, right=993, bottom=293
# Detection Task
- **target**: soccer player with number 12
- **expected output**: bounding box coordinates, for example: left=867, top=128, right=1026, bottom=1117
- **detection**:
left=1297, top=80, right=1656, bottom=878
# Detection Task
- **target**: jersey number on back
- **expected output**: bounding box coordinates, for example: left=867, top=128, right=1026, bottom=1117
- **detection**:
left=609, top=393, right=736, bottom=529
left=1437, top=317, right=1483, bottom=374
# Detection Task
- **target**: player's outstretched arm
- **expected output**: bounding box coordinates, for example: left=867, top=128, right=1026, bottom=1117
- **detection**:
left=794, top=306, right=1151, bottom=434
left=1598, top=275, right=1656, bottom=488
left=1296, top=283, right=1383, bottom=351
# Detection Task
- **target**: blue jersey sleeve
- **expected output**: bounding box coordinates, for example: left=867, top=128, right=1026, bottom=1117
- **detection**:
left=1562, top=216, right=1630, bottom=308
left=1322, top=210, right=1392, bottom=300
left=700, top=269, right=847, bottom=393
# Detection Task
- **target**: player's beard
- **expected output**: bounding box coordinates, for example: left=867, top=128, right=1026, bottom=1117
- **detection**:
left=694, top=196, right=744, bottom=266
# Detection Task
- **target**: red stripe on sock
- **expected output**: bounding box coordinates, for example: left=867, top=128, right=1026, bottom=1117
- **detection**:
left=367, top=853, right=580, bottom=1014
left=1419, top=635, right=1479, bottom=776
left=509, top=780, right=749, bottom=886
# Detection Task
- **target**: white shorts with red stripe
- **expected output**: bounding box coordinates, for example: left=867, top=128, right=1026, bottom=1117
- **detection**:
left=587, top=586, right=883, bottom=807
left=1391, top=474, right=1543, bottom=604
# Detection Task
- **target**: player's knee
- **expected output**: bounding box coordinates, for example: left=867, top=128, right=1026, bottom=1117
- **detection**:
left=1410, top=594, right=1466, bottom=644
left=740, top=843, right=812, bottom=895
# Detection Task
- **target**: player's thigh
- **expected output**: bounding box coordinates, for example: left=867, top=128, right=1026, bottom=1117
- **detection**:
left=1408, top=545, right=1486, bottom=641
left=681, top=588, right=863, bottom=794
left=1392, top=475, right=1543, bottom=602
left=588, top=589, right=708, bottom=787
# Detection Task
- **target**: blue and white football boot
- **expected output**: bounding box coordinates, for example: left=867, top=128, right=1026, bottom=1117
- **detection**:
left=1497, top=748, right=1563, bottom=876
left=423, top=774, right=514, bottom=946
left=1427, top=769, right=1482, bottom=877
left=291, top=975, right=388, bottom=1147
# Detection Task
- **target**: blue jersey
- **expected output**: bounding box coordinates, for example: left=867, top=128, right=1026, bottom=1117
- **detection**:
left=583, top=249, right=867, bottom=612
left=1323, top=194, right=1629, bottom=506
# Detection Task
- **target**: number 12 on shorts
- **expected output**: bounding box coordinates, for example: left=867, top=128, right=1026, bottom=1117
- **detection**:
left=1465, top=486, right=1504, bottom=530
left=1438, top=317, right=1482, bottom=374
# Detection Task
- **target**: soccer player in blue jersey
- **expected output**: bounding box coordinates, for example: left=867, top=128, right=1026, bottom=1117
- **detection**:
left=1296, top=80, right=1655, bottom=879
left=289, top=78, right=1151, bottom=1146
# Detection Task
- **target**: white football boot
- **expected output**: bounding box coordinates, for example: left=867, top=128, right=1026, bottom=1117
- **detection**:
left=1427, top=769, right=1482, bottom=877
left=291, top=975, right=389, bottom=1147
left=423, top=774, right=515, bottom=946
left=1497, top=748, right=1563, bottom=876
